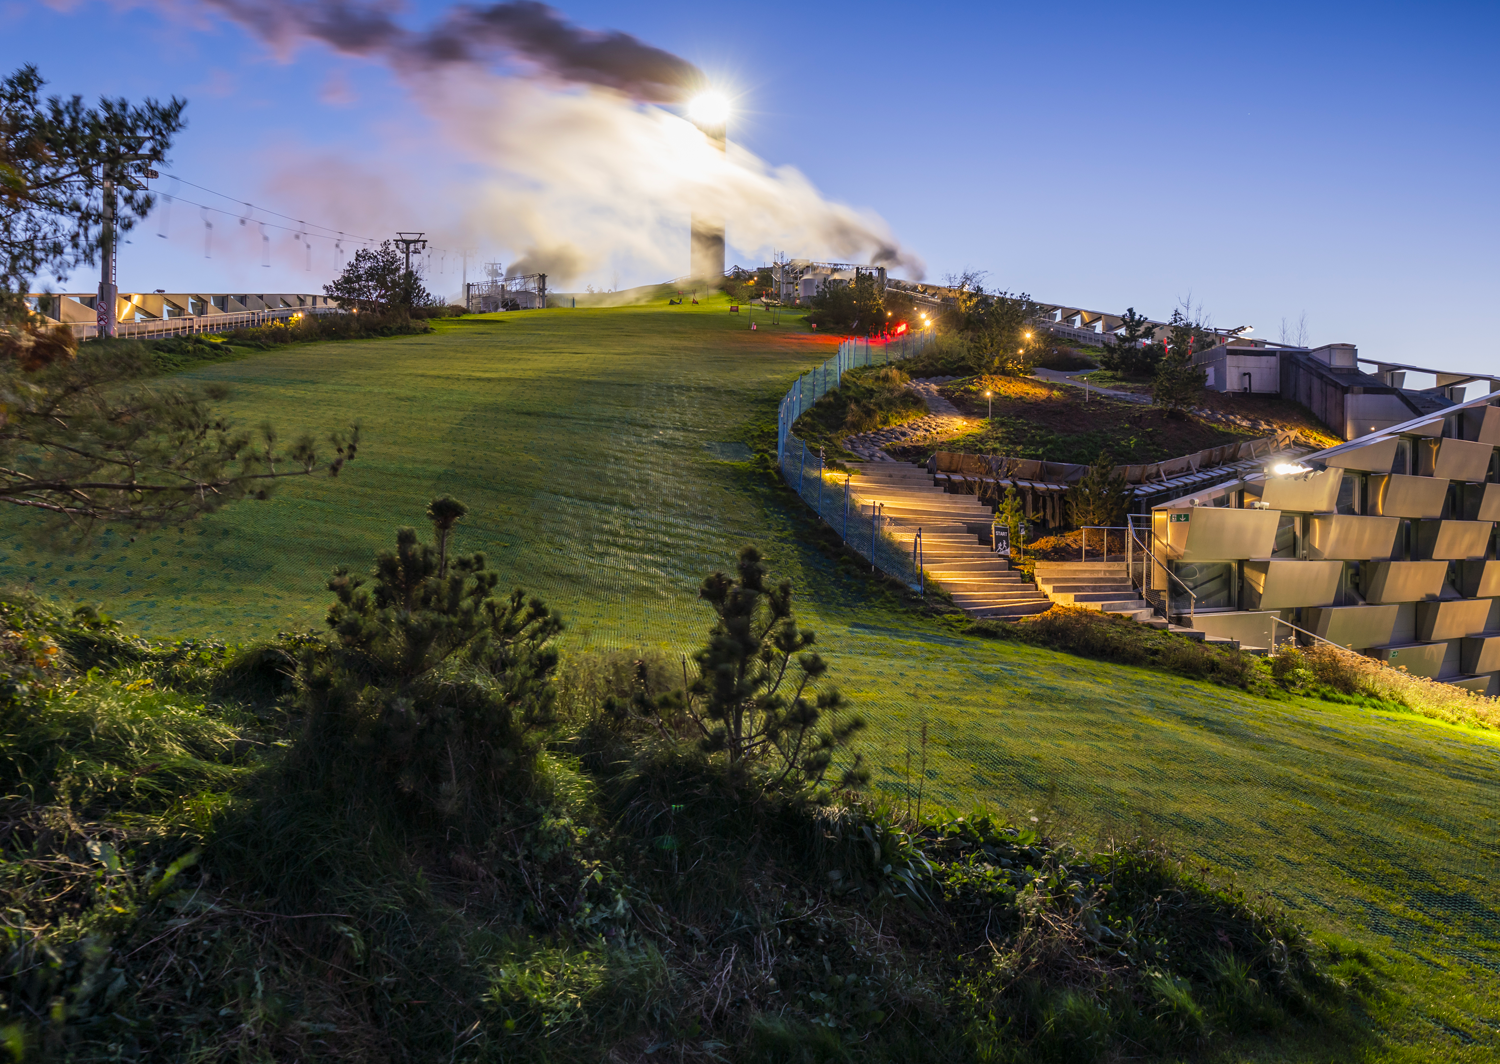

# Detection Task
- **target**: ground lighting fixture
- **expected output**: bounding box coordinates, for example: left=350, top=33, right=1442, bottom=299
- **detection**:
left=985, top=390, right=992, bottom=419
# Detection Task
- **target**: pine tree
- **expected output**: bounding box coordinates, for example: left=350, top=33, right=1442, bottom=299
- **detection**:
left=997, top=484, right=1026, bottom=555
left=1066, top=452, right=1131, bottom=533
left=1151, top=349, right=1207, bottom=417
left=637, top=545, right=867, bottom=803
left=303, top=497, right=562, bottom=821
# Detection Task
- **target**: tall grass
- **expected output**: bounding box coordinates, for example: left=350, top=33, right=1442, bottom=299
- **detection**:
left=1293, top=643, right=1500, bottom=730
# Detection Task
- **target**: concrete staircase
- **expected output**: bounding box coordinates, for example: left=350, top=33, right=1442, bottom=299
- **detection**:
left=1031, top=560, right=1240, bottom=647
left=845, top=462, right=1052, bottom=618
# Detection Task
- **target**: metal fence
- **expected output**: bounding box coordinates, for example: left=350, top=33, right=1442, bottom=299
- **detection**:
left=777, top=330, right=938, bottom=590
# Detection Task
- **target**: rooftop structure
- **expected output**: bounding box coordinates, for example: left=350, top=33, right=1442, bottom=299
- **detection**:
left=24, top=290, right=340, bottom=341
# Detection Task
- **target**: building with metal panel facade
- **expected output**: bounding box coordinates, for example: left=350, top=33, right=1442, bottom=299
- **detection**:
left=1146, top=394, right=1500, bottom=693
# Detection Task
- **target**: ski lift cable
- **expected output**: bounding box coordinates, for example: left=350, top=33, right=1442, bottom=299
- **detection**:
left=154, top=171, right=457, bottom=254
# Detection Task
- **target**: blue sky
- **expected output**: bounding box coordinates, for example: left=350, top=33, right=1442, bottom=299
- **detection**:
left=5, top=1, right=1497, bottom=375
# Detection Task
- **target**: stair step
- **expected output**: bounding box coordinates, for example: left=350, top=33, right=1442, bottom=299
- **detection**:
left=1053, top=592, right=1146, bottom=605
left=965, top=601, right=1054, bottom=618
left=1070, top=598, right=1150, bottom=612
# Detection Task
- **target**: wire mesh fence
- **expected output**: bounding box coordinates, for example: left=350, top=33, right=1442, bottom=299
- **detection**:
left=777, top=331, right=939, bottom=590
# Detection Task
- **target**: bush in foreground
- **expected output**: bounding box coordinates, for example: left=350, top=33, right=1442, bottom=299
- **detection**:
left=0, top=537, right=1365, bottom=1061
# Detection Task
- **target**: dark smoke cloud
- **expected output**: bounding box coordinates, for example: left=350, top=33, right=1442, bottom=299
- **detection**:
left=202, top=0, right=702, bottom=102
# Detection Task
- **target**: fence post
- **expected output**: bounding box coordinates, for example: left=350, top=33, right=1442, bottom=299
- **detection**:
left=817, top=447, right=825, bottom=517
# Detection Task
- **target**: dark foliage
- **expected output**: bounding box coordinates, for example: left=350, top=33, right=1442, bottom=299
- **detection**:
left=298, top=496, right=562, bottom=827
left=323, top=239, right=434, bottom=313
left=970, top=606, right=1260, bottom=690
left=806, top=272, right=886, bottom=334
left=624, top=545, right=867, bottom=805
left=0, top=340, right=357, bottom=530
left=1, top=65, right=185, bottom=322
left=1098, top=307, right=1160, bottom=377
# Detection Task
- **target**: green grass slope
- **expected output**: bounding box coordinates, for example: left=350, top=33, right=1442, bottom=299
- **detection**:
left=1, top=301, right=1497, bottom=1057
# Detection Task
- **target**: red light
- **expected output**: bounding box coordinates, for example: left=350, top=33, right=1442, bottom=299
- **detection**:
left=894, top=322, right=908, bottom=335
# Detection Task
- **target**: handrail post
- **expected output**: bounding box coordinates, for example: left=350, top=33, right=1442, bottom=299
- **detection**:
left=843, top=476, right=850, bottom=540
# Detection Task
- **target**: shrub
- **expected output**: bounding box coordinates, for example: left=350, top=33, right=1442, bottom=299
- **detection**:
left=297, top=495, right=562, bottom=824
left=971, top=606, right=1258, bottom=689
left=629, top=545, right=868, bottom=805
left=1035, top=346, right=1097, bottom=371
left=1300, top=643, right=1499, bottom=730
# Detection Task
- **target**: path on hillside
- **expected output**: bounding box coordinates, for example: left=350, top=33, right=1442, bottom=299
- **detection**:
left=841, top=376, right=978, bottom=460
left=1032, top=366, right=1150, bottom=403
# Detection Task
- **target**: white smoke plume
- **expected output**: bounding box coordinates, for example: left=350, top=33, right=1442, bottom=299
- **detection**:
left=179, top=0, right=923, bottom=284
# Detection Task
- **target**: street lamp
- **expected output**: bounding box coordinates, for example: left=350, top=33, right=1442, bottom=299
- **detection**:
left=984, top=390, right=992, bottom=420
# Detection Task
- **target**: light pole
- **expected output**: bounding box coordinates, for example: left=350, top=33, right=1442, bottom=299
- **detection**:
left=984, top=390, right=992, bottom=420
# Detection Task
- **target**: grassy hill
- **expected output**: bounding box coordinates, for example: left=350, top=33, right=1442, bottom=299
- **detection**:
left=1, top=300, right=1497, bottom=1058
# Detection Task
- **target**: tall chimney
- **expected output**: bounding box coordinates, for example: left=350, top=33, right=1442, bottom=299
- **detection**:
left=690, top=115, right=726, bottom=285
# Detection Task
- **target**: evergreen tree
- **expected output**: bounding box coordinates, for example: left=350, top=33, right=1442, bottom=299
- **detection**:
left=1066, top=452, right=1131, bottom=532
left=636, top=545, right=866, bottom=803
left=324, top=240, right=433, bottom=314
left=304, top=496, right=562, bottom=820
left=997, top=484, right=1026, bottom=555
left=0, top=342, right=358, bottom=528
left=1099, top=307, right=1160, bottom=376
left=1, top=65, right=185, bottom=324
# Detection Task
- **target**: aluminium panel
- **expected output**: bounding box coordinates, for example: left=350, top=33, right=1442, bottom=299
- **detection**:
left=1362, top=561, right=1449, bottom=604
left=1305, top=605, right=1399, bottom=649
left=1461, top=404, right=1500, bottom=446
left=1475, top=483, right=1500, bottom=522
left=1446, top=674, right=1495, bottom=695
left=1414, top=520, right=1493, bottom=561
left=1371, top=642, right=1448, bottom=679
left=1163, top=506, right=1281, bottom=562
left=1243, top=560, right=1342, bottom=609
left=1187, top=610, right=1278, bottom=650
left=1258, top=468, right=1344, bottom=513
left=1460, top=634, right=1500, bottom=675
left=1421, top=437, right=1495, bottom=482
left=1454, top=560, right=1500, bottom=599
left=1369, top=474, right=1449, bottom=519
left=1323, top=436, right=1398, bottom=473
left=1306, top=514, right=1400, bottom=561
left=1416, top=599, right=1495, bottom=641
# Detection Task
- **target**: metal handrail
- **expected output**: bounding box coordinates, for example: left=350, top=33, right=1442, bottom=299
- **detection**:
left=1270, top=616, right=1347, bottom=651
left=1124, top=516, right=1197, bottom=621
left=1078, top=525, right=1129, bottom=563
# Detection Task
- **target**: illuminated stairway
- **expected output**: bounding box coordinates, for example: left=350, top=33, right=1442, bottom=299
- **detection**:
left=844, top=462, right=1052, bottom=618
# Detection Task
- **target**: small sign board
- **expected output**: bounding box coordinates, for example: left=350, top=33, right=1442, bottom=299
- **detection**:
left=1169, top=512, right=1191, bottom=523
left=993, top=525, right=1011, bottom=554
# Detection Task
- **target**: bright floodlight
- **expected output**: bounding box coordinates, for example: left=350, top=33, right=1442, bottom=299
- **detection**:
left=688, top=91, right=730, bottom=126
left=1272, top=463, right=1313, bottom=476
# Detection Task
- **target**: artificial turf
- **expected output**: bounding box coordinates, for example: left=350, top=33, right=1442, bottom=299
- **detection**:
left=1, top=298, right=1496, bottom=1059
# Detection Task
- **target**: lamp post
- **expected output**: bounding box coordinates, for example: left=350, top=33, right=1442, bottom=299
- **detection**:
left=984, top=390, right=992, bottom=420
